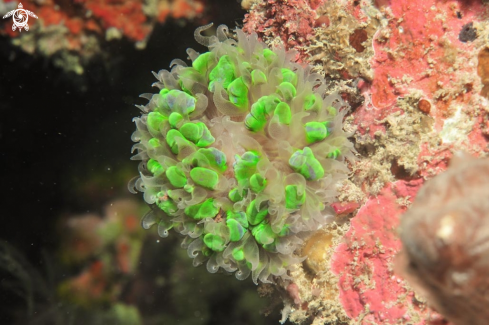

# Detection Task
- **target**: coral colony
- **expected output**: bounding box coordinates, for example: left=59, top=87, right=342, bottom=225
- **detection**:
left=129, top=23, right=355, bottom=284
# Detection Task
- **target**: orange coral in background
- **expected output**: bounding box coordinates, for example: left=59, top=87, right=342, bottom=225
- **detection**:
left=1, top=0, right=207, bottom=74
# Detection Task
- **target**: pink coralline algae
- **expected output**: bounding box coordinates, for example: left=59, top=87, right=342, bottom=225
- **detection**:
left=243, top=0, right=325, bottom=61
left=330, top=180, right=451, bottom=324
left=355, top=0, right=489, bottom=162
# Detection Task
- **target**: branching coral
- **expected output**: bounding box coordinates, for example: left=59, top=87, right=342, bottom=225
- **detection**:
left=129, top=23, right=354, bottom=284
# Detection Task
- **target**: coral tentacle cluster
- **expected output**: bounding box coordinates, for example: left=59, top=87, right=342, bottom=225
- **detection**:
left=130, top=23, right=354, bottom=283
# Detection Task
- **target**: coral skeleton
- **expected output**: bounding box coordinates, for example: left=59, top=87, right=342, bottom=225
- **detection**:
left=130, top=23, right=354, bottom=284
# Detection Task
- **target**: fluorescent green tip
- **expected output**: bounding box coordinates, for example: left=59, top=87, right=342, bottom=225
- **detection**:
left=184, top=198, right=219, bottom=220
left=305, top=121, right=330, bottom=143
left=327, top=148, right=341, bottom=159
left=251, top=223, right=275, bottom=245
left=159, top=89, right=196, bottom=115
left=147, top=159, right=165, bottom=176
left=227, top=77, right=249, bottom=110
left=166, top=166, right=187, bottom=188
left=274, top=102, right=291, bottom=125
left=166, top=129, right=192, bottom=154
left=246, top=200, right=268, bottom=226
left=285, top=185, right=306, bottom=209
left=148, top=137, right=161, bottom=150
left=226, top=210, right=249, bottom=228
left=228, top=188, right=247, bottom=202
left=208, top=55, right=235, bottom=92
left=147, top=112, right=166, bottom=133
left=249, top=173, right=267, bottom=193
left=168, top=112, right=184, bottom=129
left=156, top=191, right=178, bottom=215
left=303, top=94, right=321, bottom=111
left=203, top=233, right=226, bottom=252
left=251, top=69, right=267, bottom=85
left=276, top=82, right=297, bottom=101
left=190, top=167, right=219, bottom=190
left=262, top=49, right=277, bottom=63
left=281, top=68, right=297, bottom=86
left=186, top=148, right=227, bottom=173
left=192, top=52, right=215, bottom=74
left=234, top=151, right=260, bottom=187
left=232, top=247, right=245, bottom=261
left=289, top=147, right=325, bottom=181
left=226, top=219, right=247, bottom=242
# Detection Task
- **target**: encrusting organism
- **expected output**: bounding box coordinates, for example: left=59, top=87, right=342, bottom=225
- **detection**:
left=129, top=23, right=355, bottom=284
left=397, top=153, right=489, bottom=325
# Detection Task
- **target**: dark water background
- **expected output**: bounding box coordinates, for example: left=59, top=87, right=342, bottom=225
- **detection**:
left=0, top=1, right=286, bottom=324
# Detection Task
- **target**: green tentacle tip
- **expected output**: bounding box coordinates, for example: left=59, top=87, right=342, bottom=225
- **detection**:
left=227, top=210, right=249, bottom=228
left=281, top=68, right=297, bottom=86
left=168, top=112, right=184, bottom=129
left=228, top=188, right=247, bottom=202
left=147, top=159, right=165, bottom=176
left=184, top=198, right=219, bottom=220
left=244, top=95, right=281, bottom=131
left=226, top=218, right=247, bottom=241
left=166, top=129, right=192, bottom=154
left=285, top=185, right=306, bottom=209
left=156, top=191, right=178, bottom=215
left=262, top=49, right=277, bottom=63
left=209, top=55, right=235, bottom=91
left=249, top=173, right=267, bottom=193
left=180, top=122, right=215, bottom=147
left=327, top=106, right=338, bottom=116
left=327, top=148, right=342, bottom=159
left=159, top=89, right=196, bottom=115
left=227, top=77, right=249, bottom=109
left=304, top=94, right=321, bottom=111
left=244, top=113, right=266, bottom=132
left=166, top=166, right=187, bottom=188
left=232, top=247, right=245, bottom=261
left=246, top=200, right=268, bottom=226
left=241, top=61, right=252, bottom=71
left=190, top=167, right=219, bottom=190
left=278, top=224, right=290, bottom=237
left=147, top=112, right=166, bottom=133
left=251, top=69, right=267, bottom=85
left=148, top=137, right=161, bottom=149
left=192, top=52, right=214, bottom=74
left=274, top=102, right=291, bottom=125
left=251, top=223, right=275, bottom=245
left=277, top=82, right=297, bottom=101
left=203, top=233, right=226, bottom=252
left=187, top=148, right=227, bottom=172
left=305, top=121, right=330, bottom=143
left=289, top=147, right=325, bottom=181
left=234, top=151, right=260, bottom=186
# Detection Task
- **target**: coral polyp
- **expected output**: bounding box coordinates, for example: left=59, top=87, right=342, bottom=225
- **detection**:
left=129, top=23, right=354, bottom=284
